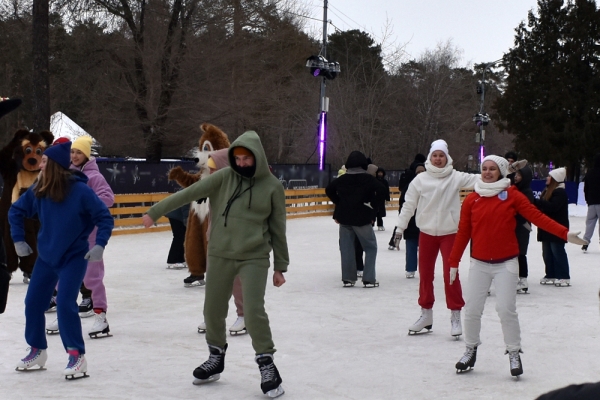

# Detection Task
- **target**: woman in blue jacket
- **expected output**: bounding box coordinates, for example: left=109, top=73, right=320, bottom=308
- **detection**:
left=10, top=141, right=114, bottom=379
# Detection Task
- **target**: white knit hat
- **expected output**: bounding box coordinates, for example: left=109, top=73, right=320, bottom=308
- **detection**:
left=549, top=167, right=566, bottom=183
left=482, top=155, right=509, bottom=177
left=429, top=139, right=449, bottom=157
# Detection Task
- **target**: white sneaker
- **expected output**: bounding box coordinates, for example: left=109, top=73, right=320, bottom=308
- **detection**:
left=451, top=310, right=462, bottom=337
left=229, top=316, right=246, bottom=335
left=16, top=347, right=47, bottom=370
left=405, top=271, right=415, bottom=279
left=517, top=278, right=528, bottom=293
left=46, top=318, right=59, bottom=334
left=88, top=312, right=110, bottom=337
left=198, top=321, right=206, bottom=333
left=64, top=354, right=88, bottom=379
left=554, top=279, right=571, bottom=287
left=408, top=308, right=433, bottom=334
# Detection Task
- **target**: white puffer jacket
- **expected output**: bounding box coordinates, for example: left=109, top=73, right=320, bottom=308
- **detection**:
left=396, top=160, right=479, bottom=237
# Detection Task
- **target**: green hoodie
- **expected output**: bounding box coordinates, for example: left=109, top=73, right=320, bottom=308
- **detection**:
left=147, top=131, right=289, bottom=271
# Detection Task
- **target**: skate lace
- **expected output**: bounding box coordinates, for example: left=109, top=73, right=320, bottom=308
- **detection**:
left=67, top=355, right=80, bottom=369
left=23, top=347, right=40, bottom=362
left=459, top=348, right=475, bottom=364
left=259, top=362, right=276, bottom=383
left=508, top=352, right=521, bottom=369
left=200, top=353, right=221, bottom=372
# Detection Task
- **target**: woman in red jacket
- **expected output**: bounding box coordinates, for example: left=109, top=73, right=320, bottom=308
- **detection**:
left=448, top=155, right=585, bottom=378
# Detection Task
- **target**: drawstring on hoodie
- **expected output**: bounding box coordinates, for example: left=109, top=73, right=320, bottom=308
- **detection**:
left=222, top=176, right=254, bottom=226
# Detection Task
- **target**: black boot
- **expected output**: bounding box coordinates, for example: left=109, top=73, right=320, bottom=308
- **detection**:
left=455, top=346, right=477, bottom=372
left=193, top=344, right=227, bottom=382
left=256, top=353, right=284, bottom=397
left=507, top=349, right=523, bottom=377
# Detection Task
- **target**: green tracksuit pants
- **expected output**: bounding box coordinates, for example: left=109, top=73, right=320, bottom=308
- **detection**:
left=204, top=256, right=276, bottom=355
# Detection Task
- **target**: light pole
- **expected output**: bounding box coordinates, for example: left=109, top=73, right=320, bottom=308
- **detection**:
left=473, top=59, right=502, bottom=167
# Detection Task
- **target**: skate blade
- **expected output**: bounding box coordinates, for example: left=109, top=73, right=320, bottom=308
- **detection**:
left=192, top=374, right=220, bottom=385
left=452, top=334, right=462, bottom=340
left=408, top=325, right=433, bottom=335
left=15, top=366, right=46, bottom=372
left=456, top=367, right=474, bottom=374
left=197, top=329, right=206, bottom=334
left=65, top=372, right=89, bottom=380
left=266, top=385, right=285, bottom=398
left=184, top=281, right=206, bottom=288
left=229, top=329, right=247, bottom=336
left=516, top=290, right=529, bottom=294
left=342, top=282, right=355, bottom=287
left=46, top=329, right=59, bottom=335
left=89, top=332, right=112, bottom=339
left=363, top=282, right=379, bottom=288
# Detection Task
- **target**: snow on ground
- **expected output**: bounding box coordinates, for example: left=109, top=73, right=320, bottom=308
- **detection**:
left=1, top=211, right=599, bottom=399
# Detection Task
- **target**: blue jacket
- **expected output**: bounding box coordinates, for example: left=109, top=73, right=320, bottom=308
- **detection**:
left=9, top=171, right=114, bottom=266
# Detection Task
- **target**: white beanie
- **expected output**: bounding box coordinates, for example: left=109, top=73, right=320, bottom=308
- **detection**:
left=482, top=155, right=509, bottom=178
left=549, top=167, right=566, bottom=183
left=430, top=139, right=449, bottom=157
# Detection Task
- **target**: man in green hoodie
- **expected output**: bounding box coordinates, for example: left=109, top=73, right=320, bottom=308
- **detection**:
left=142, top=131, right=288, bottom=398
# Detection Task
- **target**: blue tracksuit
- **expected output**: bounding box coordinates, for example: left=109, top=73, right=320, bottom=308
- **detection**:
left=9, top=171, right=114, bottom=354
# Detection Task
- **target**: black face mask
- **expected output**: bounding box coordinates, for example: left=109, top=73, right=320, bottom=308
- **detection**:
left=237, top=165, right=256, bottom=178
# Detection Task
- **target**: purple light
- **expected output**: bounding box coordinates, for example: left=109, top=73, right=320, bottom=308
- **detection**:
left=549, top=161, right=553, bottom=170
left=479, top=145, right=485, bottom=165
left=319, top=112, right=327, bottom=171
left=313, top=69, right=321, bottom=77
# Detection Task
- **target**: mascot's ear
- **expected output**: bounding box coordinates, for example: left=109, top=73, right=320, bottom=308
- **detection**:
left=39, top=130, right=55, bottom=146
left=13, top=129, right=30, bottom=142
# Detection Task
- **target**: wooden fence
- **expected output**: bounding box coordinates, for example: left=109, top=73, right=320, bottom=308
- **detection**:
left=110, top=187, right=474, bottom=235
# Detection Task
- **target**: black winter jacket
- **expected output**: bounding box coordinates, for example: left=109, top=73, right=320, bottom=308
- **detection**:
left=536, top=187, right=569, bottom=243
left=326, top=172, right=387, bottom=226
left=514, top=166, right=534, bottom=253
left=584, top=153, right=600, bottom=205
left=375, top=168, right=390, bottom=218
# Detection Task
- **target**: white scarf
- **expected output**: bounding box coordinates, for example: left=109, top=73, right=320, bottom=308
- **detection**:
left=425, top=160, right=453, bottom=179
left=474, top=178, right=511, bottom=197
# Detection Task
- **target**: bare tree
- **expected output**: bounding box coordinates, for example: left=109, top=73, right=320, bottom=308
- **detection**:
left=32, top=0, right=50, bottom=131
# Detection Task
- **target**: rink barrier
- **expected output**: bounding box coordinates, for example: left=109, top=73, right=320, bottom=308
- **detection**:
left=109, top=188, right=474, bottom=234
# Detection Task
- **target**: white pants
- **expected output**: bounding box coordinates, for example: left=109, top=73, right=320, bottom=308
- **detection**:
left=464, top=258, right=521, bottom=352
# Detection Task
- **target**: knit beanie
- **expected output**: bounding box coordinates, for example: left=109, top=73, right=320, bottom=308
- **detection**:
left=429, top=139, right=449, bottom=158
left=44, top=141, right=72, bottom=170
left=549, top=167, right=566, bottom=183
left=482, top=155, right=510, bottom=177
left=232, top=147, right=253, bottom=157
left=71, top=136, right=93, bottom=159
left=366, top=164, right=378, bottom=177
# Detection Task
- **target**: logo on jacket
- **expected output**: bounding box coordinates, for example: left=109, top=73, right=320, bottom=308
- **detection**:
left=498, top=191, right=508, bottom=201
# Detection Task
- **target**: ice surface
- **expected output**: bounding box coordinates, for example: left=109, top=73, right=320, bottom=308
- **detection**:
left=1, top=207, right=599, bottom=399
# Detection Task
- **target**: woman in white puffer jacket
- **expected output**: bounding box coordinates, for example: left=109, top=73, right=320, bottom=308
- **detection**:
left=395, top=139, right=479, bottom=338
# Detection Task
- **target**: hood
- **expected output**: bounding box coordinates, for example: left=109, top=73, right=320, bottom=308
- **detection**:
left=210, top=148, right=230, bottom=171
left=345, top=151, right=368, bottom=170
left=376, top=167, right=386, bottom=177
left=71, top=170, right=89, bottom=185
left=70, top=157, right=99, bottom=173
left=515, top=164, right=533, bottom=190
left=228, top=131, right=270, bottom=179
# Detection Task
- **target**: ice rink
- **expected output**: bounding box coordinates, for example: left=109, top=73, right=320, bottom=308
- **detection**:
left=1, top=206, right=599, bottom=399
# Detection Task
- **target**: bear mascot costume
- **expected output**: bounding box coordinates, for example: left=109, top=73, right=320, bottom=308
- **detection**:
left=168, top=123, right=230, bottom=286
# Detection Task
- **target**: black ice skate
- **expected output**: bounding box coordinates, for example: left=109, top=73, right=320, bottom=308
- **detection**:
left=78, top=297, right=94, bottom=318
left=342, top=280, right=355, bottom=287
left=455, top=346, right=477, bottom=373
left=256, top=354, right=284, bottom=398
left=507, top=349, right=523, bottom=377
left=362, top=281, right=379, bottom=288
left=23, top=272, right=31, bottom=284
left=184, top=275, right=206, bottom=288
left=45, top=291, right=57, bottom=313
left=193, top=344, right=227, bottom=385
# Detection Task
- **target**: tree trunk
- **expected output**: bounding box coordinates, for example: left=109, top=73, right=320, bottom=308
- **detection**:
left=32, top=0, right=50, bottom=131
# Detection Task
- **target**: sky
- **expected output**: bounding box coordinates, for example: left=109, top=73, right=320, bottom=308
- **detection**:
left=300, top=0, right=541, bottom=67
left=1, top=205, right=599, bottom=399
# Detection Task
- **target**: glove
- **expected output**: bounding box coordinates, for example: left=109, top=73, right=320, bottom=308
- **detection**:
left=14, top=241, right=33, bottom=257
left=507, top=159, right=528, bottom=174
left=393, top=230, right=403, bottom=250
left=449, top=267, right=458, bottom=285
left=567, top=231, right=587, bottom=246
left=84, top=245, right=105, bottom=261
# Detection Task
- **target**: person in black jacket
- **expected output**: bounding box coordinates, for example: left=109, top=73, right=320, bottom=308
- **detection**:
left=536, top=168, right=571, bottom=287
left=374, top=168, right=390, bottom=230
left=514, top=165, right=535, bottom=293
left=326, top=151, right=387, bottom=287
left=400, top=163, right=425, bottom=278
left=582, top=153, right=600, bottom=251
